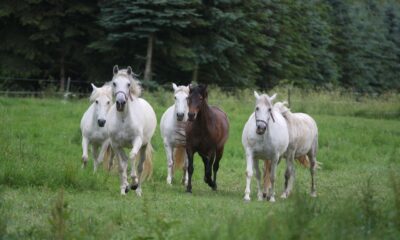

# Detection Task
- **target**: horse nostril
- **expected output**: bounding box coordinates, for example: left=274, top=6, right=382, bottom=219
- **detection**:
left=98, top=119, right=106, bottom=127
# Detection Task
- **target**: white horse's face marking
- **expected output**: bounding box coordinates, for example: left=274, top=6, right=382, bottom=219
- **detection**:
left=112, top=75, right=131, bottom=112
left=254, top=91, right=276, bottom=135
left=94, top=94, right=112, bottom=127
left=173, top=83, right=189, bottom=121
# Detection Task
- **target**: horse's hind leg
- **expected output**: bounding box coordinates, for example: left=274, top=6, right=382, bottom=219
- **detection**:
left=135, top=146, right=147, bottom=197
left=309, top=139, right=318, bottom=197
left=281, top=151, right=295, bottom=199
left=263, top=160, right=271, bottom=199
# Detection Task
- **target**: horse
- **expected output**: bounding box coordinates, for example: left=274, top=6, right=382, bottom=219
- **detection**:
left=160, top=83, right=190, bottom=185
left=80, top=83, right=113, bottom=171
left=185, top=84, right=229, bottom=193
left=106, top=65, right=157, bottom=196
left=273, top=101, right=318, bottom=198
left=242, top=92, right=289, bottom=202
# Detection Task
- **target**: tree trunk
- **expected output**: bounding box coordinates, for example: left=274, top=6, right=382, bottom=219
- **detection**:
left=144, top=33, right=155, bottom=82
left=191, top=64, right=199, bottom=83
left=60, top=50, right=65, bottom=92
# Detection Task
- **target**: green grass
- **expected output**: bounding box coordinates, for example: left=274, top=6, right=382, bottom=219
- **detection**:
left=0, top=89, right=399, bottom=239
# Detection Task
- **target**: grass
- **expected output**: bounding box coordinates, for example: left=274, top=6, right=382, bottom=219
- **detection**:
left=0, top=88, right=399, bottom=239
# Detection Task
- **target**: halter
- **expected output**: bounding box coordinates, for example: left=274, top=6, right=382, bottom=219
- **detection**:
left=115, top=90, right=133, bottom=101
left=255, top=108, right=275, bottom=127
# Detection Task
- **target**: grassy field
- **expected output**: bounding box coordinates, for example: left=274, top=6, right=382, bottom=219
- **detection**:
left=0, top=88, right=399, bottom=239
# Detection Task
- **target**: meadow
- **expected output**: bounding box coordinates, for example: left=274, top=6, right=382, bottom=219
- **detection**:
left=0, top=88, right=399, bottom=239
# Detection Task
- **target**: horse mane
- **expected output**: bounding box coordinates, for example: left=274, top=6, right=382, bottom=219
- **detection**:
left=113, top=69, right=142, bottom=97
left=274, top=101, right=291, bottom=117
left=89, top=83, right=113, bottom=102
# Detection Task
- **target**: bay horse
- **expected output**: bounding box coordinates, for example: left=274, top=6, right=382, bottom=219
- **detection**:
left=185, top=84, right=229, bottom=193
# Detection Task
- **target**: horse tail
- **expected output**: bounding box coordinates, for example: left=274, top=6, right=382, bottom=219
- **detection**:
left=174, top=147, right=186, bottom=171
left=141, top=143, right=153, bottom=181
left=296, top=155, right=310, bottom=168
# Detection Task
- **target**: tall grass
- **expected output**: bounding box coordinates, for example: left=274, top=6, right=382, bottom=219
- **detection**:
left=0, top=89, right=399, bottom=239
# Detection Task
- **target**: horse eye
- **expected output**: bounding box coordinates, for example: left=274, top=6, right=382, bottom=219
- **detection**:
left=112, top=82, right=116, bottom=87
left=127, top=83, right=131, bottom=87
left=174, top=96, right=177, bottom=100
left=256, top=107, right=259, bottom=111
left=107, top=101, right=110, bottom=105
left=95, top=100, right=99, bottom=104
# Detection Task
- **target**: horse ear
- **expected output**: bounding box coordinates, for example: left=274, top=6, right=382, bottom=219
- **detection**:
left=172, top=83, right=178, bottom=91
left=270, top=93, right=277, bottom=101
left=189, top=84, right=193, bottom=93
left=113, top=65, right=119, bottom=75
left=254, top=91, right=260, bottom=99
left=127, top=66, right=132, bottom=75
left=91, top=83, right=98, bottom=90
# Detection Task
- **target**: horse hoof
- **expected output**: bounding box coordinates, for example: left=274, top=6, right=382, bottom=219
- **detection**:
left=244, top=197, right=251, bottom=202
left=263, top=193, right=267, bottom=199
left=280, top=192, right=288, bottom=199
left=124, top=186, right=130, bottom=194
left=186, top=188, right=192, bottom=193
left=130, top=184, right=138, bottom=190
left=268, top=196, right=276, bottom=203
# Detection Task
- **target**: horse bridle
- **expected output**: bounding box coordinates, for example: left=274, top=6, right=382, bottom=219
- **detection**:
left=115, top=90, right=133, bottom=101
left=255, top=108, right=275, bottom=127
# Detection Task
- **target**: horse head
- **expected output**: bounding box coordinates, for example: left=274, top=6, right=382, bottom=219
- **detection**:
left=90, top=83, right=112, bottom=127
left=111, top=65, right=142, bottom=112
left=172, top=83, right=190, bottom=121
left=187, top=84, right=208, bottom=121
left=254, top=91, right=276, bottom=135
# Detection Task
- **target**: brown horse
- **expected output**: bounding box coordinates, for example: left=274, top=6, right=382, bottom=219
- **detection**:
left=185, top=84, right=229, bottom=193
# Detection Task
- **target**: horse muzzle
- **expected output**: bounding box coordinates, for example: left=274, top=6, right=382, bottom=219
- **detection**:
left=176, top=113, right=184, bottom=121
left=97, top=119, right=106, bottom=127
left=116, top=100, right=126, bottom=112
left=256, top=125, right=266, bottom=135
left=188, top=112, right=196, bottom=121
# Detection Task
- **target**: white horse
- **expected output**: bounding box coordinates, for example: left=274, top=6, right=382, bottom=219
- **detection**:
left=242, top=92, right=289, bottom=202
left=80, top=83, right=113, bottom=171
left=160, top=83, right=189, bottom=185
left=274, top=101, right=318, bottom=198
left=107, top=65, right=157, bottom=196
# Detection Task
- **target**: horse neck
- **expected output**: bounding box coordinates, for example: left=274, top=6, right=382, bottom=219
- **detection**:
left=197, top=101, right=213, bottom=125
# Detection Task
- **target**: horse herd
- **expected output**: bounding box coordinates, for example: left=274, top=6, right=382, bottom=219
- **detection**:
left=80, top=66, right=319, bottom=202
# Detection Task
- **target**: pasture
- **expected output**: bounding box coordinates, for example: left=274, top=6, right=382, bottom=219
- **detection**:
left=0, top=88, right=399, bottom=239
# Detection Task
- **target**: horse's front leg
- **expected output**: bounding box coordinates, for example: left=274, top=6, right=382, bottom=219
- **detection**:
left=186, top=148, right=194, bottom=193
left=163, top=140, right=174, bottom=185
left=254, top=159, right=263, bottom=201
left=182, top=153, right=189, bottom=186
left=129, top=136, right=143, bottom=190
left=244, top=148, right=254, bottom=201
left=115, top=147, right=129, bottom=195
left=94, top=140, right=109, bottom=172
left=81, top=137, right=90, bottom=168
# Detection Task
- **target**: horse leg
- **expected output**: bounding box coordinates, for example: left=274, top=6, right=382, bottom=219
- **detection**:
left=267, top=155, right=279, bottom=202
left=244, top=148, right=254, bottom=201
left=263, top=160, right=271, bottom=199
left=309, top=140, right=318, bottom=197
left=94, top=141, right=108, bottom=172
left=108, top=148, right=115, bottom=171
left=116, top=148, right=129, bottom=195
left=211, top=147, right=224, bottom=191
left=254, top=159, right=263, bottom=201
left=201, top=153, right=214, bottom=189
left=182, top=153, right=189, bottom=186
left=186, top=148, right=194, bottom=193
left=163, top=141, right=174, bottom=185
left=92, top=143, right=99, bottom=172
left=135, top=146, right=147, bottom=197
left=81, top=137, right=89, bottom=168
left=129, top=137, right=143, bottom=190
left=281, top=151, right=295, bottom=199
